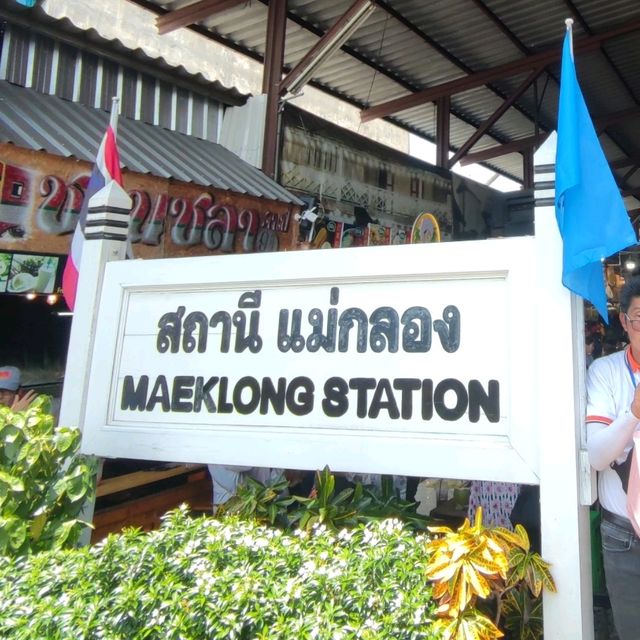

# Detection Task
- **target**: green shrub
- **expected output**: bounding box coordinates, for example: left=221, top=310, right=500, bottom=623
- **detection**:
left=0, top=505, right=440, bottom=639
left=223, top=466, right=432, bottom=533
left=0, top=397, right=98, bottom=556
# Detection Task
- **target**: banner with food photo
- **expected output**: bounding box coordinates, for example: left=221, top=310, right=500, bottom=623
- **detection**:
left=0, top=251, right=62, bottom=295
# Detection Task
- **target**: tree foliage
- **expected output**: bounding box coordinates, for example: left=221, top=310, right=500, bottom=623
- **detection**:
left=0, top=397, right=97, bottom=556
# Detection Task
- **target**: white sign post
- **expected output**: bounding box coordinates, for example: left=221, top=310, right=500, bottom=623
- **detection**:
left=59, top=180, right=133, bottom=544
left=75, top=134, right=592, bottom=639
left=533, top=134, right=593, bottom=639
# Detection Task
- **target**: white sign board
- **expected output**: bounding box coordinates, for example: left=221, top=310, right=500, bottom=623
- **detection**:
left=82, top=238, right=538, bottom=482
left=71, top=134, right=594, bottom=639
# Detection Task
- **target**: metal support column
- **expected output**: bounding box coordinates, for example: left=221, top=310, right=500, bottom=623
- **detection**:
left=261, top=0, right=287, bottom=179
left=436, top=96, right=450, bottom=168
left=523, top=147, right=534, bottom=189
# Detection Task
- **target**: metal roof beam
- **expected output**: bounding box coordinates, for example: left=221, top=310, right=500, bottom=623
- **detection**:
left=563, top=0, right=640, bottom=105
left=360, top=18, right=640, bottom=123
left=468, top=0, right=530, bottom=55
left=611, top=155, right=640, bottom=170
left=596, top=107, right=640, bottom=132
left=622, top=165, right=639, bottom=184
left=156, top=0, right=247, bottom=35
left=373, top=0, right=549, bottom=143
left=459, top=134, right=549, bottom=166
left=448, top=67, right=543, bottom=168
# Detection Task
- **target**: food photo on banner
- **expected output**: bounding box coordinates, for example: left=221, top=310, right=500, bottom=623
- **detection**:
left=0, top=251, right=62, bottom=295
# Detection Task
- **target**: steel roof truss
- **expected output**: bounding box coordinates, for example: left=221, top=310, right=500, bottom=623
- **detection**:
left=448, top=67, right=544, bottom=168
left=360, top=18, right=640, bottom=123
left=459, top=133, right=549, bottom=166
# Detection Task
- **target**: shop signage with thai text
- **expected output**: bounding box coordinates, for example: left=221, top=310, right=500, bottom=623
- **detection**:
left=0, top=154, right=294, bottom=257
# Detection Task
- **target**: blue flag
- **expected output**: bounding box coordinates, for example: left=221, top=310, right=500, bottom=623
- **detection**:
left=555, top=27, right=636, bottom=321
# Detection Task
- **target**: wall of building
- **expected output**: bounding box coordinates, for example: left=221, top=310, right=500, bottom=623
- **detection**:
left=278, top=107, right=514, bottom=246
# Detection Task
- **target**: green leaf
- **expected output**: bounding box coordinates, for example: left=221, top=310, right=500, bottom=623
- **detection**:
left=54, top=429, right=78, bottom=453
left=29, top=512, right=48, bottom=541
left=0, top=470, right=24, bottom=493
left=51, top=519, right=79, bottom=549
left=8, top=518, right=28, bottom=551
left=66, top=472, right=90, bottom=502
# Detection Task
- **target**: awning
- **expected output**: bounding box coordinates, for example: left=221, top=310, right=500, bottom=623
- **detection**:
left=0, top=81, right=303, bottom=206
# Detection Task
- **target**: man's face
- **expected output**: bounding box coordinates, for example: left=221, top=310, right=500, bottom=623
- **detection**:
left=0, top=388, right=15, bottom=407
left=621, top=297, right=640, bottom=348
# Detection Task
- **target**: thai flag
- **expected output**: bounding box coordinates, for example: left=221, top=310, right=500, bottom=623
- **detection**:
left=62, top=111, right=123, bottom=310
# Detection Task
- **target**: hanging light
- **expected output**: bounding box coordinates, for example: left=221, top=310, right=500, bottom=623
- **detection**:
left=46, top=294, right=58, bottom=305
left=281, top=0, right=376, bottom=96
left=25, top=292, right=37, bottom=300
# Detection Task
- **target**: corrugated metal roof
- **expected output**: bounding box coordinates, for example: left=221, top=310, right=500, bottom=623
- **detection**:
left=127, top=0, right=640, bottom=187
left=0, top=2, right=248, bottom=107
left=0, top=81, right=303, bottom=205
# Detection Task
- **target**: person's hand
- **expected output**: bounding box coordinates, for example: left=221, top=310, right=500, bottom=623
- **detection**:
left=10, top=390, right=37, bottom=412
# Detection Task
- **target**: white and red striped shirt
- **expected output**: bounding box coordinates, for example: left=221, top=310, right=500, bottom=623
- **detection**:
left=586, top=347, right=640, bottom=517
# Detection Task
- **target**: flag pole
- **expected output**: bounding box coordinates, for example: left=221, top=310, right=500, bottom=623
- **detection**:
left=109, top=96, right=120, bottom=137
left=565, top=18, right=574, bottom=56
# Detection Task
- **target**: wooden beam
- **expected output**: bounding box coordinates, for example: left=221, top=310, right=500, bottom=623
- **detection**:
left=279, top=0, right=375, bottom=95
left=448, top=67, right=543, bottom=168
left=360, top=18, right=640, bottom=123
left=156, top=0, right=247, bottom=35
left=96, top=464, right=206, bottom=498
left=459, top=133, right=549, bottom=166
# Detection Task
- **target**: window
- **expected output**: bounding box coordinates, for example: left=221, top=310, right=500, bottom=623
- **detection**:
left=378, top=167, right=394, bottom=191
